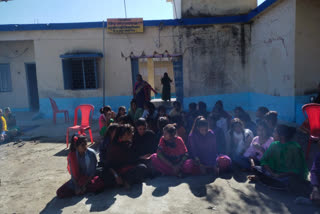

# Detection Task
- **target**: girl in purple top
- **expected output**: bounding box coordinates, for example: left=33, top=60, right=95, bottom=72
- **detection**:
left=188, top=116, right=219, bottom=175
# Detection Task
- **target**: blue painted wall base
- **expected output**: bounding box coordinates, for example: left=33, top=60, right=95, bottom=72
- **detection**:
left=12, top=92, right=312, bottom=125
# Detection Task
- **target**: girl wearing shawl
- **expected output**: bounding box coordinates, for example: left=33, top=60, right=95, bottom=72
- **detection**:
left=133, top=74, right=157, bottom=108
left=151, top=124, right=200, bottom=176
left=56, top=135, right=104, bottom=198
left=188, top=116, right=219, bottom=175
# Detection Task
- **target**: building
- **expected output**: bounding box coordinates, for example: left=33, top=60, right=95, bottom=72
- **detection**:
left=0, top=0, right=319, bottom=124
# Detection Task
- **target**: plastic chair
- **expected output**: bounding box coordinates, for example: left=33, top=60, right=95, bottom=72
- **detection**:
left=49, top=98, right=69, bottom=124
left=66, top=104, right=94, bottom=148
left=302, top=103, right=320, bottom=159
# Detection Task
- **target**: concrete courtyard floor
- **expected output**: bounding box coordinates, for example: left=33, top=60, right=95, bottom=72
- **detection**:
left=0, top=112, right=319, bottom=214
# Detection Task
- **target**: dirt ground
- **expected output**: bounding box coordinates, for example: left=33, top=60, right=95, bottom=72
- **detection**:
left=0, top=113, right=320, bottom=214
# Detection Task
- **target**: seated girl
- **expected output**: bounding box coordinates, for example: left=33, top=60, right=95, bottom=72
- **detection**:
left=264, top=111, right=278, bottom=133
left=188, top=116, right=219, bottom=175
left=0, top=109, right=8, bottom=143
left=128, top=99, right=144, bottom=123
left=185, top=102, right=199, bottom=132
left=99, top=123, right=119, bottom=167
left=208, top=114, right=226, bottom=154
left=198, top=102, right=209, bottom=118
left=150, top=124, right=200, bottom=176
left=214, top=100, right=232, bottom=126
left=56, top=135, right=104, bottom=198
left=106, top=124, right=151, bottom=187
left=99, top=106, right=114, bottom=136
left=157, top=105, right=167, bottom=118
left=155, top=117, right=169, bottom=143
left=211, top=107, right=228, bottom=139
left=132, top=118, right=157, bottom=158
left=310, top=152, right=320, bottom=203
left=4, top=107, right=19, bottom=137
left=240, top=121, right=274, bottom=169
left=226, top=118, right=254, bottom=162
left=250, top=125, right=308, bottom=188
left=169, top=101, right=183, bottom=118
left=256, top=106, right=269, bottom=124
left=171, top=115, right=188, bottom=143
left=115, top=106, right=127, bottom=123
left=4, top=107, right=16, bottom=129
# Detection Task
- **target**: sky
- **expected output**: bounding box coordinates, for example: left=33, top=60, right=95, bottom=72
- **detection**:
left=0, top=0, right=265, bottom=25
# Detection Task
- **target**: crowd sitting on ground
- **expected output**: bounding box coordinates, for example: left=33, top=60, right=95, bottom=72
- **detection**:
left=53, top=99, right=319, bottom=203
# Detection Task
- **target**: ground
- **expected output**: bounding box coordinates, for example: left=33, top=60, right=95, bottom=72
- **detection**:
left=0, top=113, right=319, bottom=214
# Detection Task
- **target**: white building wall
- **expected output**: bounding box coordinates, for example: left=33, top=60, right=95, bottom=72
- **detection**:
left=295, top=0, right=320, bottom=95
left=249, top=0, right=296, bottom=97
left=0, top=40, right=35, bottom=109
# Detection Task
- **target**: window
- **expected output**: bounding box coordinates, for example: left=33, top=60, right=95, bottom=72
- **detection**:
left=0, top=63, right=12, bottom=92
left=62, top=58, right=98, bottom=90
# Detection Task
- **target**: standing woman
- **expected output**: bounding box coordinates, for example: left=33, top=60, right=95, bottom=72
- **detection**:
left=188, top=116, right=219, bottom=175
left=56, top=135, right=104, bottom=198
left=161, top=72, right=172, bottom=102
left=133, top=74, right=157, bottom=109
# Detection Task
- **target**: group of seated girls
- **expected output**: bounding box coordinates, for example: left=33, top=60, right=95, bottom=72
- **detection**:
left=57, top=99, right=317, bottom=203
left=0, top=107, right=19, bottom=143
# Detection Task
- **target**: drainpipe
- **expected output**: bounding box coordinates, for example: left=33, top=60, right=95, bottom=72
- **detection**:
left=102, top=20, right=106, bottom=106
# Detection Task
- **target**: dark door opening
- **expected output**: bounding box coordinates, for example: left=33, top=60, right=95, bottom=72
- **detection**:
left=25, top=63, right=39, bottom=111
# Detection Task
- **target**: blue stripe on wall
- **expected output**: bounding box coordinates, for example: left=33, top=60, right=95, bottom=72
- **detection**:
left=23, top=92, right=311, bottom=124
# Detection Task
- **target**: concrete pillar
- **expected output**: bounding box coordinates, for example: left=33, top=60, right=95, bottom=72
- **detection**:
left=147, top=58, right=155, bottom=97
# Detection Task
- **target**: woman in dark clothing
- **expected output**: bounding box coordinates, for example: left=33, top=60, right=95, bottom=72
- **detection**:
left=132, top=118, right=157, bottom=158
left=105, top=124, right=150, bottom=187
left=161, top=72, right=172, bottom=102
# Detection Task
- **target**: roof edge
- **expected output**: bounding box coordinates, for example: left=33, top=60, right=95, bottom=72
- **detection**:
left=0, top=0, right=279, bottom=32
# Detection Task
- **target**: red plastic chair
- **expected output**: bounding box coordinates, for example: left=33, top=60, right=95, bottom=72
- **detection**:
left=66, top=104, right=94, bottom=148
left=302, top=103, right=320, bottom=159
left=49, top=98, right=69, bottom=124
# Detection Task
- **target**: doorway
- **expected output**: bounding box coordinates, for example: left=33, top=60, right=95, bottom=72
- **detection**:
left=25, top=63, right=39, bottom=111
